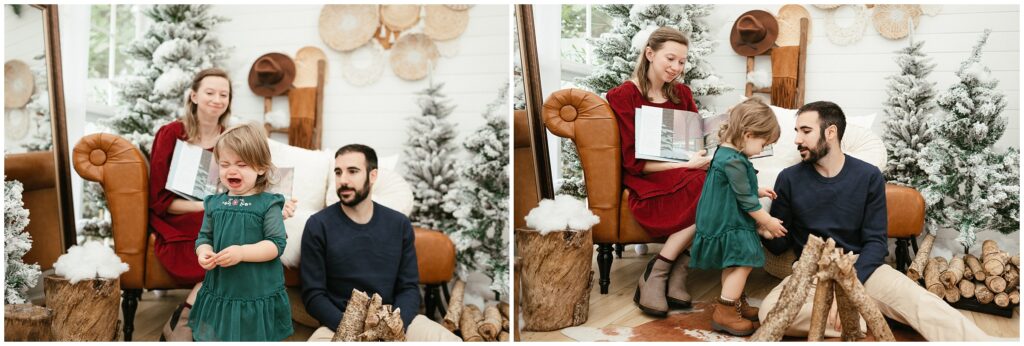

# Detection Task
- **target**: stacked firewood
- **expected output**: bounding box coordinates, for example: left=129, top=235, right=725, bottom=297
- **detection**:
left=907, top=236, right=1020, bottom=308
left=442, top=280, right=510, bottom=341
left=333, top=290, right=406, bottom=341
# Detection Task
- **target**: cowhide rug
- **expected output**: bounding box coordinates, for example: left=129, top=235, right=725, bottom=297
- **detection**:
left=561, top=301, right=925, bottom=342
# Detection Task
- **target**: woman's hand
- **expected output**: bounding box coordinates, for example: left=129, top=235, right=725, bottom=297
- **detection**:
left=282, top=197, right=297, bottom=219
left=684, top=150, right=711, bottom=170
left=196, top=245, right=217, bottom=270
left=758, top=187, right=777, bottom=199
left=213, top=245, right=244, bottom=267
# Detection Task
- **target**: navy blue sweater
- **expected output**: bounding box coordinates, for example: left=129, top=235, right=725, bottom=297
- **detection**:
left=300, top=202, right=420, bottom=331
left=762, top=155, right=888, bottom=283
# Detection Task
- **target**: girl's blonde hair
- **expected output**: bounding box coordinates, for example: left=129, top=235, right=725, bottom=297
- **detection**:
left=717, top=98, right=781, bottom=151
left=214, top=123, right=275, bottom=193
left=632, top=26, right=689, bottom=104
left=183, top=68, right=233, bottom=143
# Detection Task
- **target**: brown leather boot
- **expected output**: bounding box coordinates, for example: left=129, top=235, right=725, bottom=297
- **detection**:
left=711, top=297, right=756, bottom=336
left=633, top=256, right=672, bottom=317
left=738, top=294, right=759, bottom=321
left=161, top=303, right=194, bottom=341
left=666, top=254, right=691, bottom=309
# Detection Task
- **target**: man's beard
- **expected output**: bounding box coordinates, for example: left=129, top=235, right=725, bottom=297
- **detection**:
left=337, top=179, right=372, bottom=207
left=798, top=136, right=830, bottom=164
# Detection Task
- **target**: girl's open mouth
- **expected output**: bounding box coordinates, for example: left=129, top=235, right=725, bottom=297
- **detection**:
left=227, top=178, right=242, bottom=187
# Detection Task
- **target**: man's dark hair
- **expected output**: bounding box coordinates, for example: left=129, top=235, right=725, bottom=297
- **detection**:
left=335, top=144, right=378, bottom=172
left=797, top=101, right=847, bottom=142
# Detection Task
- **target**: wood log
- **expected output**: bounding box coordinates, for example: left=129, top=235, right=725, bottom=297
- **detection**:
left=981, top=240, right=1000, bottom=257
left=460, top=304, right=484, bottom=342
left=43, top=275, right=120, bottom=341
left=906, top=233, right=935, bottom=281
left=963, top=265, right=973, bottom=280
left=358, top=305, right=406, bottom=341
left=959, top=279, right=976, bottom=299
left=983, top=247, right=1010, bottom=277
left=993, top=292, right=1010, bottom=308
left=1009, top=290, right=1019, bottom=305
left=498, top=301, right=510, bottom=331
left=333, top=289, right=370, bottom=341
left=942, top=256, right=965, bottom=288
left=442, top=280, right=465, bottom=332
left=1011, top=254, right=1020, bottom=268
left=1003, top=264, right=1019, bottom=292
left=985, top=275, right=1006, bottom=294
left=832, top=250, right=895, bottom=341
left=833, top=281, right=865, bottom=341
left=974, top=285, right=994, bottom=304
left=943, top=285, right=961, bottom=303
left=964, top=254, right=985, bottom=281
left=362, top=293, right=384, bottom=333
left=515, top=228, right=594, bottom=331
left=479, top=304, right=502, bottom=341
left=751, top=235, right=827, bottom=342
left=499, top=331, right=509, bottom=341
left=4, top=304, right=53, bottom=341
left=923, top=257, right=948, bottom=298
left=808, top=248, right=838, bottom=342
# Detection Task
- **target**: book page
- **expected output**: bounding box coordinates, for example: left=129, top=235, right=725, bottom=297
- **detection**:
left=635, top=106, right=703, bottom=162
left=267, top=167, right=294, bottom=198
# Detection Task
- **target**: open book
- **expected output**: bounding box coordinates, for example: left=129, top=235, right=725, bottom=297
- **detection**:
left=635, top=106, right=772, bottom=162
left=267, top=167, right=294, bottom=199
left=166, top=139, right=220, bottom=201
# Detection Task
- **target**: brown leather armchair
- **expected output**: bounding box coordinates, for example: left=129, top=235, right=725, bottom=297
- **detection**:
left=5, top=151, right=69, bottom=272
left=541, top=89, right=664, bottom=294
left=885, top=184, right=925, bottom=273
left=72, top=133, right=456, bottom=340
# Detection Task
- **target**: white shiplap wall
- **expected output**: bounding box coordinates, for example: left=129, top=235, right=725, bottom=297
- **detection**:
left=208, top=5, right=510, bottom=160
left=700, top=4, right=1019, bottom=151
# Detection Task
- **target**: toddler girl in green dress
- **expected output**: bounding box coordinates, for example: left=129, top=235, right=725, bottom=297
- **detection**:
left=188, top=123, right=292, bottom=341
left=689, top=98, right=785, bottom=336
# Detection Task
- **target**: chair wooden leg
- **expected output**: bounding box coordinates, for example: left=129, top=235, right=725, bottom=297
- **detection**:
left=423, top=284, right=446, bottom=321
left=910, top=235, right=919, bottom=254
left=615, top=244, right=624, bottom=259
left=597, top=244, right=614, bottom=294
left=121, top=288, right=142, bottom=341
left=895, top=238, right=911, bottom=273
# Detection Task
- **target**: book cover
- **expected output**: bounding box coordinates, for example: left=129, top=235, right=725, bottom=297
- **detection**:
left=166, top=139, right=220, bottom=201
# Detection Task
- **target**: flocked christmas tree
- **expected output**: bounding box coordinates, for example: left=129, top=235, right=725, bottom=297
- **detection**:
left=882, top=36, right=937, bottom=189
left=918, top=30, right=1020, bottom=250
left=5, top=179, right=42, bottom=304
left=106, top=4, right=228, bottom=157
left=565, top=5, right=730, bottom=198
left=403, top=83, right=459, bottom=232
left=22, top=55, right=52, bottom=152
left=442, top=85, right=509, bottom=298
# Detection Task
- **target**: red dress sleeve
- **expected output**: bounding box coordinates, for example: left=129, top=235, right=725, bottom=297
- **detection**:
left=606, top=83, right=647, bottom=176
left=149, top=121, right=183, bottom=217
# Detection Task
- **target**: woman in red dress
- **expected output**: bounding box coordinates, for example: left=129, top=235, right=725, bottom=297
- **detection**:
left=605, top=27, right=709, bottom=317
left=149, top=68, right=295, bottom=340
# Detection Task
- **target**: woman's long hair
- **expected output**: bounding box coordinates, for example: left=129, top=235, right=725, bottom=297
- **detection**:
left=631, top=27, right=689, bottom=104
left=182, top=68, right=233, bottom=143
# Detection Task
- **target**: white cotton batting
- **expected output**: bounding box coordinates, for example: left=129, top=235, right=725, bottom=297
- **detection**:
left=524, top=195, right=600, bottom=235
left=53, top=241, right=129, bottom=284
left=746, top=69, right=772, bottom=89
left=265, top=109, right=290, bottom=129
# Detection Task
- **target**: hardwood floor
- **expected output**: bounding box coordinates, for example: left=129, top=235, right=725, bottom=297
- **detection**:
left=520, top=244, right=1021, bottom=341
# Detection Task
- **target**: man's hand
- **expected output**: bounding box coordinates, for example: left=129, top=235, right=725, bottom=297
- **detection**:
left=282, top=197, right=298, bottom=219
left=197, top=245, right=217, bottom=270
left=758, top=187, right=777, bottom=199
left=213, top=245, right=245, bottom=267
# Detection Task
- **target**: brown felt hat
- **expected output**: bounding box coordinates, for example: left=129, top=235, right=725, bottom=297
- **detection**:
left=730, top=10, right=779, bottom=56
left=248, top=53, right=295, bottom=97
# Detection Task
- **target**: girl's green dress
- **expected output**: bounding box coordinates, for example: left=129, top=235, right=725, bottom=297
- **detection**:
left=188, top=192, right=292, bottom=341
left=690, top=146, right=766, bottom=269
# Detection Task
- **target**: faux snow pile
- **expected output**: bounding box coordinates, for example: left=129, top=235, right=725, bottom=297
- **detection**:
left=524, top=195, right=600, bottom=235
left=53, top=241, right=129, bottom=284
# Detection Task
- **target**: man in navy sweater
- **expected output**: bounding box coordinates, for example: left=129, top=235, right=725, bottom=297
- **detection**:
left=301, top=144, right=460, bottom=341
left=756, top=101, right=995, bottom=340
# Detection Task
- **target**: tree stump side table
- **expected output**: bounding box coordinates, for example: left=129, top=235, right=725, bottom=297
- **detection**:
left=44, top=275, right=120, bottom=341
left=515, top=228, right=594, bottom=331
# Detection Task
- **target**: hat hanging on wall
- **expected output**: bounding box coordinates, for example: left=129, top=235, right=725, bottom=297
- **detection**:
left=825, top=5, right=867, bottom=46
left=424, top=5, right=470, bottom=41
left=341, top=41, right=386, bottom=86
left=873, top=5, right=922, bottom=40
left=812, top=4, right=840, bottom=10
left=5, top=108, right=30, bottom=140
left=776, top=4, right=811, bottom=46
left=248, top=53, right=296, bottom=97
left=5, top=59, right=34, bottom=109
left=730, top=10, right=779, bottom=56
left=444, top=4, right=473, bottom=11
left=319, top=5, right=380, bottom=52
left=294, top=46, right=327, bottom=88
left=390, top=33, right=440, bottom=81
left=381, top=5, right=421, bottom=32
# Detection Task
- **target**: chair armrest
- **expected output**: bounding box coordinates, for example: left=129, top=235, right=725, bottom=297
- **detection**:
left=542, top=88, right=622, bottom=242
left=414, top=227, right=455, bottom=285
left=72, top=133, right=149, bottom=287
